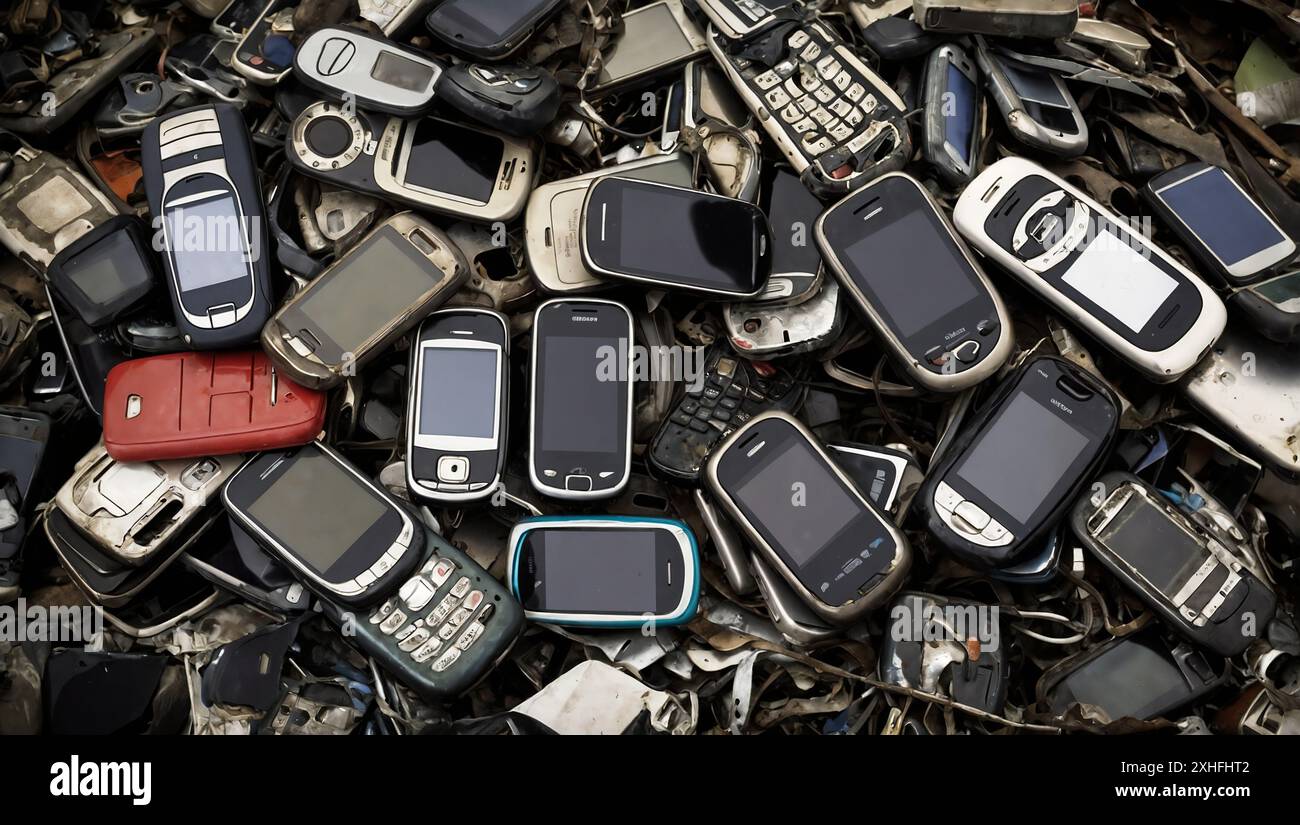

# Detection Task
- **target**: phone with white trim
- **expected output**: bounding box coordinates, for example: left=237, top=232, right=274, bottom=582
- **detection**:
left=406, top=309, right=510, bottom=504
left=292, top=26, right=443, bottom=117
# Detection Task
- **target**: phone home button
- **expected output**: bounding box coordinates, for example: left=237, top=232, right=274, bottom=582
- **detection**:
left=437, top=456, right=470, bottom=483
left=564, top=474, right=593, bottom=493
left=208, top=304, right=238, bottom=328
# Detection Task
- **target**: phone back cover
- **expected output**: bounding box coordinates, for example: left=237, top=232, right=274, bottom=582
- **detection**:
left=103, top=351, right=326, bottom=461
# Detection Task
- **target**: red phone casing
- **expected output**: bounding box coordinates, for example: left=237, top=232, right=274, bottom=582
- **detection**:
left=103, top=351, right=327, bottom=462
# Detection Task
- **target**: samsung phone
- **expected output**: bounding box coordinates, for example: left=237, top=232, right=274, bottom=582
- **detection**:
left=406, top=309, right=510, bottom=504
left=424, top=0, right=564, bottom=60
left=582, top=177, right=772, bottom=298
left=262, top=213, right=469, bottom=390
left=1072, top=472, right=1276, bottom=657
left=524, top=152, right=695, bottom=294
left=223, top=442, right=422, bottom=605
left=529, top=298, right=634, bottom=500
left=955, top=157, right=1226, bottom=382
left=293, top=27, right=443, bottom=117
left=817, top=172, right=1012, bottom=392
left=1143, top=162, right=1295, bottom=287
left=706, top=411, right=911, bottom=624
left=103, top=351, right=326, bottom=463
left=918, top=355, right=1118, bottom=569
left=921, top=44, right=983, bottom=186
left=507, top=516, right=699, bottom=627
left=288, top=103, right=536, bottom=222
left=142, top=105, right=273, bottom=348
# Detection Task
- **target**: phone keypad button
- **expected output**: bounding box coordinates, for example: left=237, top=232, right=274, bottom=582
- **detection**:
left=447, top=607, right=473, bottom=628
left=463, top=590, right=485, bottom=612
left=428, top=594, right=459, bottom=625
left=398, top=628, right=430, bottom=652
left=411, top=637, right=443, bottom=662
left=380, top=610, right=407, bottom=635
left=456, top=622, right=485, bottom=651
left=981, top=520, right=1009, bottom=542
left=754, top=70, right=781, bottom=90
left=787, top=31, right=810, bottom=50
left=934, top=481, right=963, bottom=513
left=399, top=578, right=437, bottom=612
left=370, top=599, right=397, bottom=624
left=829, top=123, right=854, bottom=142
left=437, top=622, right=458, bottom=641
left=394, top=622, right=419, bottom=642
left=427, top=559, right=455, bottom=588
left=953, top=501, right=991, bottom=532
left=450, top=576, right=471, bottom=598
left=432, top=649, right=461, bottom=672
left=764, top=87, right=791, bottom=110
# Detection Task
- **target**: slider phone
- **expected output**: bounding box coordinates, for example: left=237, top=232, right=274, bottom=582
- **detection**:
left=507, top=516, right=700, bottom=627
left=816, top=172, right=1012, bottom=393
left=103, top=350, right=327, bottom=463
left=142, top=104, right=273, bottom=348
left=581, top=177, right=772, bottom=299
left=706, top=411, right=911, bottom=625
left=293, top=27, right=443, bottom=117
left=222, top=442, right=422, bottom=606
left=955, top=157, right=1226, bottom=383
left=529, top=298, right=634, bottom=500
left=917, top=355, right=1118, bottom=570
left=322, top=524, right=525, bottom=699
left=1072, top=472, right=1276, bottom=657
left=45, top=216, right=157, bottom=329
left=287, top=102, right=536, bottom=223
left=921, top=43, right=984, bottom=187
left=406, top=309, right=510, bottom=504
left=1143, top=161, right=1295, bottom=287
left=262, top=213, right=469, bottom=390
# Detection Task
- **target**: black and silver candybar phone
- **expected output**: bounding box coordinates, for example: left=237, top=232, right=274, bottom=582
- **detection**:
left=223, top=441, right=422, bottom=606
left=142, top=104, right=273, bottom=348
left=406, top=308, right=510, bottom=504
left=917, top=355, right=1119, bottom=569
left=529, top=298, right=633, bottom=500
left=816, top=172, right=1012, bottom=392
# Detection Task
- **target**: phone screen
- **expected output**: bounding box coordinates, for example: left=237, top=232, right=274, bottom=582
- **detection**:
left=538, top=335, right=622, bottom=453
left=1003, top=61, right=1068, bottom=107
left=840, top=206, right=980, bottom=337
left=954, top=393, right=1090, bottom=525
left=1053, top=638, right=1192, bottom=720
left=65, top=231, right=139, bottom=304
left=371, top=51, right=437, bottom=91
left=1155, top=167, right=1287, bottom=268
left=165, top=196, right=250, bottom=291
left=428, top=0, right=557, bottom=44
left=297, top=227, right=442, bottom=353
left=944, top=62, right=977, bottom=163
left=246, top=451, right=388, bottom=576
left=1062, top=229, right=1178, bottom=333
left=1253, top=271, right=1300, bottom=302
left=404, top=120, right=502, bottom=203
left=599, top=3, right=692, bottom=83
left=1099, top=491, right=1211, bottom=596
left=418, top=346, right=499, bottom=439
left=606, top=182, right=761, bottom=292
left=526, top=529, right=660, bottom=614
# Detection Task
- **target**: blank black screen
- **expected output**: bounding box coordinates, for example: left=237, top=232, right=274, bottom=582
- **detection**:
left=538, top=335, right=621, bottom=454
left=615, top=184, right=758, bottom=291
left=534, top=529, right=657, bottom=613
left=406, top=120, right=502, bottom=203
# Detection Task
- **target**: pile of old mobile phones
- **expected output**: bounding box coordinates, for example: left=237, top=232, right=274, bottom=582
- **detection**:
left=103, top=350, right=327, bottom=462
left=287, top=103, right=536, bottom=222
left=1039, top=632, right=1226, bottom=722
left=425, top=0, right=565, bottom=60
left=406, top=309, right=510, bottom=504
left=322, top=523, right=525, bottom=699
left=707, top=411, right=911, bottom=624
left=816, top=172, right=1013, bottom=392
left=142, top=104, right=273, bottom=348
left=921, top=44, right=984, bottom=186
left=917, top=355, right=1119, bottom=569
left=507, top=516, right=700, bottom=627
left=973, top=38, right=1086, bottom=157
left=293, top=27, right=443, bottom=116
left=529, top=298, right=634, bottom=500
left=955, top=157, right=1227, bottom=382
left=0, top=407, right=50, bottom=600
left=581, top=177, right=772, bottom=298
left=1142, top=161, right=1296, bottom=288
left=262, top=213, right=468, bottom=389
left=54, top=443, right=238, bottom=568
left=648, top=346, right=804, bottom=484
left=223, top=442, right=422, bottom=605
left=525, top=153, right=695, bottom=294
left=1072, top=472, right=1277, bottom=656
